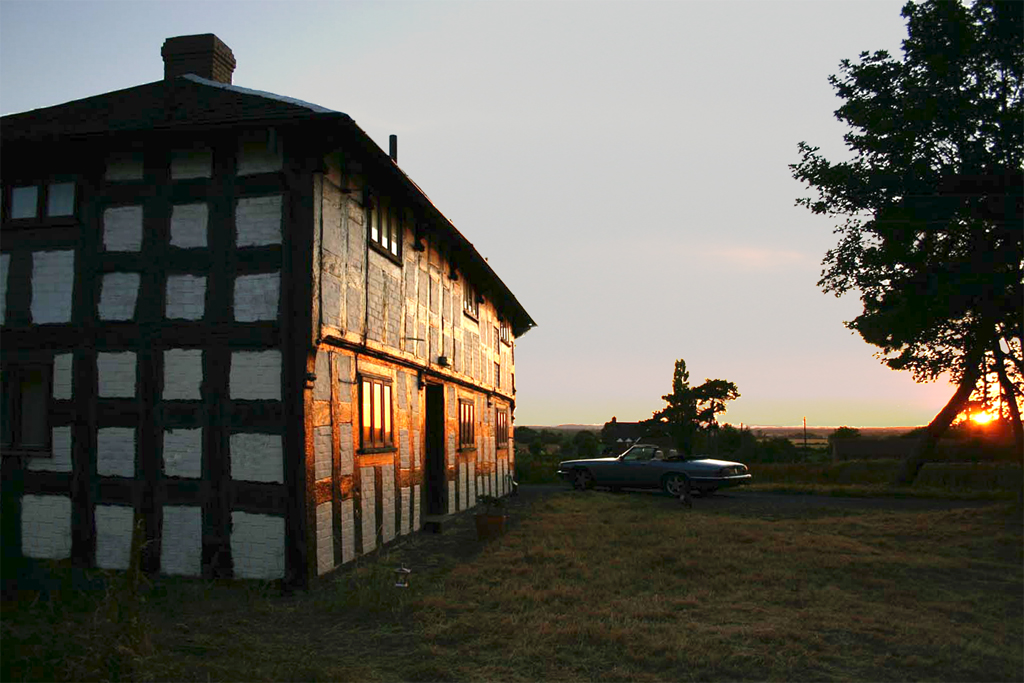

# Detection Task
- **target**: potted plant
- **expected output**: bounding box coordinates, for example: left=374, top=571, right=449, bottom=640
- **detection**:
left=474, top=494, right=508, bottom=540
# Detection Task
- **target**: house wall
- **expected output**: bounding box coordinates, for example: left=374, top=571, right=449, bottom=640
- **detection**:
left=1, top=130, right=300, bottom=581
left=305, top=160, right=516, bottom=576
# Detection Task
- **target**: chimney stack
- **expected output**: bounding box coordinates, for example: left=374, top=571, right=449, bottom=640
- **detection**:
left=162, top=34, right=236, bottom=84
left=389, top=134, right=398, bottom=162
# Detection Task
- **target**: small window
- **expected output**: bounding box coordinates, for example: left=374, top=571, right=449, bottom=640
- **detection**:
left=1, top=363, right=51, bottom=454
left=360, top=376, right=393, bottom=450
left=368, top=198, right=401, bottom=259
left=499, top=320, right=512, bottom=346
left=494, top=362, right=500, bottom=389
left=463, top=282, right=479, bottom=319
left=459, top=399, right=475, bottom=449
left=496, top=409, right=508, bottom=448
left=4, top=180, right=77, bottom=223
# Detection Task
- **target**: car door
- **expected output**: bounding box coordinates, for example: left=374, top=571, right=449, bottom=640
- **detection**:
left=616, top=445, right=658, bottom=486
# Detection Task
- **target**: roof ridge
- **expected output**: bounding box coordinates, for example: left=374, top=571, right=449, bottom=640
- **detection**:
left=180, top=74, right=340, bottom=115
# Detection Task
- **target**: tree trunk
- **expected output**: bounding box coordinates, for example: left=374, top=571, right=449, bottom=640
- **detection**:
left=993, top=342, right=1024, bottom=463
left=893, top=350, right=984, bottom=486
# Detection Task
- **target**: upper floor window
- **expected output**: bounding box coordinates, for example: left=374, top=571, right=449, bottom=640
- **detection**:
left=463, top=281, right=479, bottom=319
left=368, top=199, right=401, bottom=260
left=360, top=375, right=393, bottom=451
left=496, top=409, right=509, bottom=448
left=4, top=179, right=77, bottom=225
left=1, top=362, right=51, bottom=455
left=459, top=399, right=475, bottom=449
left=499, top=320, right=512, bottom=346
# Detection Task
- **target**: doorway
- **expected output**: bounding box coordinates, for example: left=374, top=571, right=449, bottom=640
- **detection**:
left=425, top=383, right=446, bottom=515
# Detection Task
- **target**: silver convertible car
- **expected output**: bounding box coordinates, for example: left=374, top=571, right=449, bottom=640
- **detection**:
left=557, top=443, right=752, bottom=496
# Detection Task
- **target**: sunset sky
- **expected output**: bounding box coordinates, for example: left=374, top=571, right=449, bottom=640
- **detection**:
left=0, top=0, right=957, bottom=428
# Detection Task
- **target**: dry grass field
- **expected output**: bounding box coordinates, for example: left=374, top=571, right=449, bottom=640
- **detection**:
left=3, top=489, right=1022, bottom=682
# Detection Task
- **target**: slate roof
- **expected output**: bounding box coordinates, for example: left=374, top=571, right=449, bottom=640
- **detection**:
left=1, top=75, right=536, bottom=336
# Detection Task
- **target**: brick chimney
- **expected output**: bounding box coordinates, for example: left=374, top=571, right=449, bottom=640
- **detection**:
left=162, top=34, right=236, bottom=84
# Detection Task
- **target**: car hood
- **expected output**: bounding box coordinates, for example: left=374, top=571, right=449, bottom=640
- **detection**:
left=683, top=458, right=746, bottom=468
left=558, top=457, right=619, bottom=467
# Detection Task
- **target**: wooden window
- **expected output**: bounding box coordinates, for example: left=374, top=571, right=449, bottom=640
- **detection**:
left=459, top=399, right=475, bottom=449
left=1, top=363, right=51, bottom=455
left=463, top=281, right=479, bottom=319
left=360, top=376, right=393, bottom=450
left=499, top=320, right=512, bottom=346
left=368, top=199, right=401, bottom=260
left=3, top=179, right=77, bottom=226
left=496, top=409, right=509, bottom=449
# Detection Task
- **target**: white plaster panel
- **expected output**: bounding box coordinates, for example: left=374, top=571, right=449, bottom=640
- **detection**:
left=457, top=462, right=465, bottom=513
left=316, top=502, right=333, bottom=576
left=236, top=195, right=282, bottom=246
left=233, top=271, right=280, bottom=322
left=0, top=253, right=9, bottom=325
left=447, top=480, right=455, bottom=515
left=97, top=352, right=136, bottom=398
left=163, top=428, right=202, bottom=478
left=468, top=462, right=476, bottom=509
left=163, top=349, right=203, bottom=400
left=229, top=350, right=281, bottom=400
left=103, top=206, right=143, bottom=252
left=161, top=506, right=202, bottom=576
left=381, top=465, right=395, bottom=544
left=53, top=353, right=73, bottom=399
left=95, top=505, right=134, bottom=570
left=21, top=494, right=71, bottom=559
left=314, top=426, right=332, bottom=480
left=105, top=152, right=144, bottom=181
left=341, top=498, right=355, bottom=564
left=339, top=423, right=354, bottom=475
left=165, top=275, right=206, bottom=320
left=230, top=433, right=283, bottom=483
left=171, top=148, right=212, bottom=179
left=27, top=426, right=72, bottom=472
left=231, top=511, right=285, bottom=580
left=399, top=429, right=410, bottom=468
left=31, top=250, right=74, bottom=324
left=98, top=272, right=140, bottom=321
left=400, top=487, right=410, bottom=536
left=97, top=427, right=136, bottom=477
left=361, top=466, right=376, bottom=553
left=238, top=137, right=283, bottom=175
left=170, top=203, right=209, bottom=248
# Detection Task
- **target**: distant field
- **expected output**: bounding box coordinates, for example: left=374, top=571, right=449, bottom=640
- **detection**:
left=522, top=425, right=922, bottom=439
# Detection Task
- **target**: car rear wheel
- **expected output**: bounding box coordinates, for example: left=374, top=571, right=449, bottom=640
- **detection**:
left=572, top=469, right=594, bottom=490
left=662, top=473, right=690, bottom=497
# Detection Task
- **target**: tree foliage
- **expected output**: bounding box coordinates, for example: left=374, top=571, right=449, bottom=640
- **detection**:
left=790, top=0, right=1023, bottom=476
left=650, top=359, right=739, bottom=455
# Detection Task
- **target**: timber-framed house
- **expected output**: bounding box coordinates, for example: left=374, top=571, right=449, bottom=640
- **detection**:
left=0, top=34, right=535, bottom=587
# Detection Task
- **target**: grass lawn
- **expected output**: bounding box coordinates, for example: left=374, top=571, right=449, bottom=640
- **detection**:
left=3, top=490, right=1022, bottom=682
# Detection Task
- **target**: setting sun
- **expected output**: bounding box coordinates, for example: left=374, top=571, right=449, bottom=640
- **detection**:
left=970, top=412, right=997, bottom=425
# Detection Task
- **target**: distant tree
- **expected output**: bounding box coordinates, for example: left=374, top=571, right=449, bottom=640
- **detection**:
left=572, top=430, right=601, bottom=458
left=515, top=427, right=539, bottom=446
left=790, top=0, right=1023, bottom=482
left=829, top=426, right=862, bottom=444
left=650, top=359, right=740, bottom=455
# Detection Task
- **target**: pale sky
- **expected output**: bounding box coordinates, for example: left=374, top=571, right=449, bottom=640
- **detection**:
left=0, top=0, right=955, bottom=427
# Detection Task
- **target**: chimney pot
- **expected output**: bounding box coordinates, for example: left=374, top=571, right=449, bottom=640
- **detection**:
left=162, top=33, right=236, bottom=84
left=389, top=134, right=398, bottom=162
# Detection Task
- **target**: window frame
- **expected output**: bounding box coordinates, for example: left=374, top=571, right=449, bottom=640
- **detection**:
left=494, top=361, right=501, bottom=390
left=499, top=320, right=512, bottom=346
left=458, top=398, right=475, bottom=450
left=367, top=196, right=402, bottom=263
left=496, top=409, right=509, bottom=449
left=359, top=374, right=395, bottom=452
left=1, top=361, right=53, bottom=456
left=462, top=281, right=479, bottom=320
left=2, top=177, right=79, bottom=228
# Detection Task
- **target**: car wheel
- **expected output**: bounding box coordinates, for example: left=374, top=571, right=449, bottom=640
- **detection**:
left=572, top=469, right=594, bottom=491
left=662, top=473, right=690, bottom=497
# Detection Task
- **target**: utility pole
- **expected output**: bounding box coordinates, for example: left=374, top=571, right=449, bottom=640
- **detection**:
left=803, top=416, right=807, bottom=453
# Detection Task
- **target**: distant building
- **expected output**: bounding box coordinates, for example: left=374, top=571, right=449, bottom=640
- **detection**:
left=0, top=34, right=535, bottom=587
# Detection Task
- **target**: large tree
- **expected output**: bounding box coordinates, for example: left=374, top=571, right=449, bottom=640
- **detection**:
left=791, top=0, right=1023, bottom=482
left=650, top=359, right=739, bottom=455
